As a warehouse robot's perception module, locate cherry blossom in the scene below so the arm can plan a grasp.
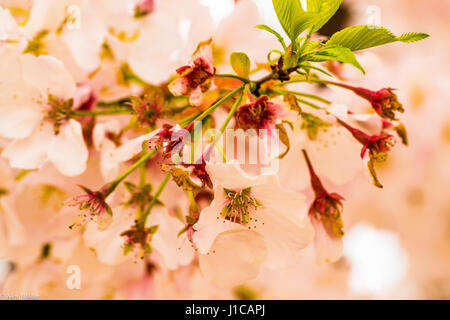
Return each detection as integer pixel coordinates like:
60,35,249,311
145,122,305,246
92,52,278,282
83,206,195,270
193,161,314,286
0,49,88,176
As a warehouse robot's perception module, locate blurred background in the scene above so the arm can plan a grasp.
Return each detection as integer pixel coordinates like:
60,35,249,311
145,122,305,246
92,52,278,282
0,0,449,299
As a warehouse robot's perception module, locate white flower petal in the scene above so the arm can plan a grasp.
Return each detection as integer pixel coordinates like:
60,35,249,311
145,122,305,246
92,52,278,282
21,54,76,99
305,126,362,185
0,47,23,83
149,208,195,270
188,85,204,107
205,160,265,190
251,207,314,269
198,229,267,288
0,84,42,139
129,12,181,84
278,146,310,191
83,207,134,266
311,217,343,264
0,197,27,246
2,123,53,170
252,174,308,219
328,104,349,120
61,7,105,73
193,187,235,254
349,113,383,136
168,77,189,96
93,119,121,151
107,129,160,164
48,120,88,176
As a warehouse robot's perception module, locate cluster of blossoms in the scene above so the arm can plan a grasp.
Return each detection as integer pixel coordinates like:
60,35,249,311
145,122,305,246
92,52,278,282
0,0,429,298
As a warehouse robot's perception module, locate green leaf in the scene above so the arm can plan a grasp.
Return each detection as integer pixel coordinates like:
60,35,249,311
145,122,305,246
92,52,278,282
326,25,429,51
256,24,288,51
298,63,332,77
272,0,342,45
230,52,251,79
300,40,323,54
306,0,343,33
272,0,316,45
397,32,430,43
307,46,365,73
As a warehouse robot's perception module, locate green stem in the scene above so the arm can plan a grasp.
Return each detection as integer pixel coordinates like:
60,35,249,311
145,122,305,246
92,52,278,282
270,88,331,104
73,109,135,117
281,76,350,89
215,74,250,83
219,91,244,133
299,29,313,54
107,147,160,196
140,173,171,226
251,73,275,94
215,90,244,162
180,85,245,126
96,100,131,109
139,141,148,187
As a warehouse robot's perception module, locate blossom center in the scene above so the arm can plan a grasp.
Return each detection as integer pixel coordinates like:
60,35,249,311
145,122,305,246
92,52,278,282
176,57,214,90
235,96,280,130
45,94,74,134
221,187,261,224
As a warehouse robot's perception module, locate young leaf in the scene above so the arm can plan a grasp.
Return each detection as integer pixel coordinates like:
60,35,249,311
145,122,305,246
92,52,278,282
256,24,288,51
272,1,343,49
326,25,429,51
272,0,315,45
306,0,343,33
300,40,323,54
230,52,251,79
397,32,430,43
306,46,365,74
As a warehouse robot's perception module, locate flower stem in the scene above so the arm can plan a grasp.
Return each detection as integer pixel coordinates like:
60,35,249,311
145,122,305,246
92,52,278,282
215,74,250,83
107,147,160,196
281,76,351,90
140,173,171,227
73,109,135,117
204,90,244,162
180,85,245,126
139,141,148,187
220,90,244,134
251,73,275,94
270,88,331,104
